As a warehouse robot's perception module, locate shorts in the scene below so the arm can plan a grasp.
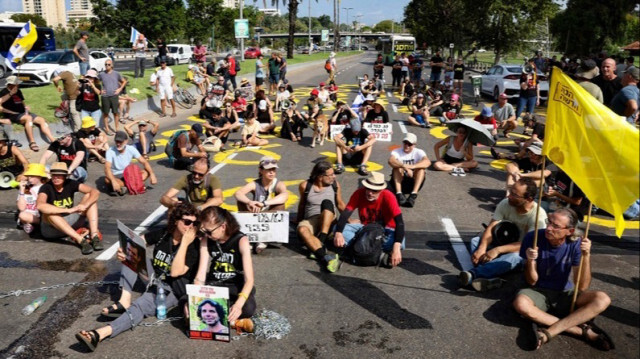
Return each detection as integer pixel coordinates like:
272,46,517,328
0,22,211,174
259,123,272,130
343,151,364,166
297,215,323,235
269,73,279,83
101,96,120,115
255,77,264,86
194,77,204,84
429,71,441,82
517,287,574,317
442,153,464,165
40,213,86,239
158,85,173,100
413,114,425,125
9,112,40,124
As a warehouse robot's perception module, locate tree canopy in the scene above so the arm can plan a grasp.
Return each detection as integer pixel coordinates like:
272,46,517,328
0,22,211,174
10,13,47,27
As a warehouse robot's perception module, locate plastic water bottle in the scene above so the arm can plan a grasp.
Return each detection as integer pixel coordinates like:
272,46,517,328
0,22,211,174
22,296,47,316
156,288,167,320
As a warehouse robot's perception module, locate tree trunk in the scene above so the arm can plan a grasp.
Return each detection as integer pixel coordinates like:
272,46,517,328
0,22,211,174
287,0,298,59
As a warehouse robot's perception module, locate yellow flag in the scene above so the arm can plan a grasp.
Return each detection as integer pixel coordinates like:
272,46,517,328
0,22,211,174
6,21,38,69
543,67,640,237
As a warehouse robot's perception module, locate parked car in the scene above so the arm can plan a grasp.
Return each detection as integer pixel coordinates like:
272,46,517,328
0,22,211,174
480,64,549,101
244,47,262,59
154,44,193,66
13,50,109,85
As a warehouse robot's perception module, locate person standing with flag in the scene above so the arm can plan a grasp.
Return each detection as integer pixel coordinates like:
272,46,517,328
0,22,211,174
4,21,37,72
73,32,90,76
132,33,147,79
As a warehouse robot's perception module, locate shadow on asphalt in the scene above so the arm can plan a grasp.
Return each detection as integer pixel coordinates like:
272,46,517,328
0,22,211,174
308,270,433,330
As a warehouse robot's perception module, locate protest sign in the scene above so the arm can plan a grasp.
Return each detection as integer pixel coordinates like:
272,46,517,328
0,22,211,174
233,211,289,243
186,285,231,342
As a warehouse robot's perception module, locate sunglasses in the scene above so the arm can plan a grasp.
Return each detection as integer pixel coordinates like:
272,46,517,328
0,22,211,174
403,141,414,146
260,159,278,166
106,63,113,66
57,135,70,141
181,218,198,226
191,171,207,178
200,223,223,237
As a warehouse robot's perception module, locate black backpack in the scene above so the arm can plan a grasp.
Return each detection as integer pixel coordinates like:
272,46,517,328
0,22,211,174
347,223,385,266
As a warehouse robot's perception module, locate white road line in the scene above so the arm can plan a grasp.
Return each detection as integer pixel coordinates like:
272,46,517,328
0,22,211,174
386,91,392,98
441,217,473,271
398,120,408,134
392,104,398,113
97,153,237,261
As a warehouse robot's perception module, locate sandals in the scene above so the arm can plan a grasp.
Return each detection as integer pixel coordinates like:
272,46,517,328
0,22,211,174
75,330,100,352
29,142,39,152
98,157,107,164
532,322,552,350
581,320,615,351
101,301,126,318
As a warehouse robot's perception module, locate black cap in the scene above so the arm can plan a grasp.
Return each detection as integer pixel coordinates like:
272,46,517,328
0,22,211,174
114,131,128,143
80,31,89,37
191,123,203,134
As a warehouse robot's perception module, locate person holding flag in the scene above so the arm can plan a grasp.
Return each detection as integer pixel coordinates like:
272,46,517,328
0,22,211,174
131,30,148,79
4,21,37,72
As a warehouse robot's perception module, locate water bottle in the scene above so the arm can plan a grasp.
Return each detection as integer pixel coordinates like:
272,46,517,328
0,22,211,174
156,288,167,320
22,296,47,316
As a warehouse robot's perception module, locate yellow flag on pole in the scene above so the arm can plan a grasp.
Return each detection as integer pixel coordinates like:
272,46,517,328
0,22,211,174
542,67,640,237
5,21,38,69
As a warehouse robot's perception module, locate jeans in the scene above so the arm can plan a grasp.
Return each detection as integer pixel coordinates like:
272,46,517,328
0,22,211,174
134,57,145,78
516,95,536,118
81,109,102,128
79,61,89,75
342,223,405,253
469,236,523,279
429,71,441,84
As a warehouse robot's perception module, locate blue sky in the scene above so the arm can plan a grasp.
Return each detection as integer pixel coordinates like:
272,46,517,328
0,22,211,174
0,0,409,26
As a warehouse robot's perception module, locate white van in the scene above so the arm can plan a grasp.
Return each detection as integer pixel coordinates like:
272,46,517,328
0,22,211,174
161,44,193,65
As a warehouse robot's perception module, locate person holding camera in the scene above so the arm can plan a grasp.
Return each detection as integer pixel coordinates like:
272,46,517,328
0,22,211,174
517,59,541,119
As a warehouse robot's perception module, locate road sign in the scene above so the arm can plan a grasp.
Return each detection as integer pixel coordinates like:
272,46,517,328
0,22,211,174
234,19,249,39
449,43,454,49
321,29,329,42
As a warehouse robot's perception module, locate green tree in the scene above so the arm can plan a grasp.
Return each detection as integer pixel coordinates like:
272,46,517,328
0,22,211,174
404,0,472,55
372,20,393,33
317,14,332,29
10,13,47,27
271,1,317,59
185,0,224,43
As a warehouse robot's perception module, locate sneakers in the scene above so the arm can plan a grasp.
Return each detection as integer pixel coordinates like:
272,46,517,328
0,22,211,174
91,233,104,251
490,147,500,159
406,193,417,208
471,278,505,292
457,167,467,177
357,164,369,176
232,318,254,334
396,193,407,206
23,223,34,234
450,167,461,176
458,271,473,287
254,242,267,254
324,254,341,273
334,163,345,174
80,235,93,255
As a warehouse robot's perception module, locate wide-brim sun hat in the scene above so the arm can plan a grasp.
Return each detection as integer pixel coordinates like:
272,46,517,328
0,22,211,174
23,163,48,178
362,172,387,191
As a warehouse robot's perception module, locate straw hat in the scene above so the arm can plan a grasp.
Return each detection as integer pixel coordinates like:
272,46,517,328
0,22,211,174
49,162,69,176
362,172,387,191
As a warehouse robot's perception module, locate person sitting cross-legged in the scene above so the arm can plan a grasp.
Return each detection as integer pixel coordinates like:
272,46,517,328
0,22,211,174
160,157,223,212
513,208,614,351
432,125,478,175
333,118,376,176
388,133,431,208
104,131,157,196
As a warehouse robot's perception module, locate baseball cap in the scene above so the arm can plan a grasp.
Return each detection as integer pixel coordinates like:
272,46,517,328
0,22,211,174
403,133,418,145
319,82,326,86
191,123,203,134
481,106,493,117
450,93,460,101
138,120,148,126
259,156,278,169
527,143,542,155
624,66,639,81
576,59,599,80
310,89,319,96
114,131,128,143
349,118,361,132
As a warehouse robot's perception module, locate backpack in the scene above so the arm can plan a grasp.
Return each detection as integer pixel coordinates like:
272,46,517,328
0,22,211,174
235,61,241,73
324,59,332,72
123,163,146,195
347,223,385,266
164,130,188,166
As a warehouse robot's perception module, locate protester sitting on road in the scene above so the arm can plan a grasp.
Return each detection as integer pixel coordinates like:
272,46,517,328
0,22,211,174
459,178,547,292
124,119,158,160
76,203,201,352
160,158,223,212
474,106,499,142
0,129,28,182
239,106,268,147
363,100,389,124
222,103,242,132
172,124,208,170
317,82,333,106
328,80,339,103
211,75,227,102
200,92,222,121
104,131,157,196
426,90,444,117
36,162,102,254
435,93,462,125
253,90,271,115
400,77,414,99
256,99,275,134
40,129,88,183
543,168,589,223
362,79,380,100
0,76,56,152
493,114,545,160
305,89,322,122
334,171,406,268
491,93,518,138
77,116,109,164
201,107,233,149
192,206,257,332
280,98,306,142
274,83,291,111
330,101,357,125
388,133,431,208
296,161,345,273
16,163,48,234
406,93,431,128
334,118,376,176
513,208,614,351
432,126,478,175
503,143,552,196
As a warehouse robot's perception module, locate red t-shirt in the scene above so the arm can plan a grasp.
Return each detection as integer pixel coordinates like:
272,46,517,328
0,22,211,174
345,188,401,229
473,115,497,129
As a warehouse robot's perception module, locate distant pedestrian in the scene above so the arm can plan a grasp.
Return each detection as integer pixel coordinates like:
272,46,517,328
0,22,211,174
255,54,265,92
132,34,148,78
73,31,90,76
227,54,238,90
327,52,337,83
156,38,167,64
277,52,287,84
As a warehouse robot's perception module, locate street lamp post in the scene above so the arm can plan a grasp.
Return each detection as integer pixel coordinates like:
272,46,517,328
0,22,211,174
342,7,353,32
354,14,363,51
308,0,312,56
240,0,245,61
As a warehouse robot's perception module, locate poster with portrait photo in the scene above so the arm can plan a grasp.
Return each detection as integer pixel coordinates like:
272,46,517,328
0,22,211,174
186,284,231,342
117,220,153,282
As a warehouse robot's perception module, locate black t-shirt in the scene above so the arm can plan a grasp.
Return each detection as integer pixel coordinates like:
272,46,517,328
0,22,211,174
364,110,389,124
391,60,402,71
332,109,354,124
157,43,168,57
39,179,81,208
47,139,87,169
373,59,384,74
79,83,101,112
206,231,245,285
453,63,465,79
592,75,623,107
341,127,370,146
520,74,538,98
0,88,26,115
144,228,200,284
404,83,415,96
442,102,461,119
206,63,216,76
76,128,101,145
532,123,545,141
431,55,444,73
553,171,589,221
207,116,229,128
257,110,271,124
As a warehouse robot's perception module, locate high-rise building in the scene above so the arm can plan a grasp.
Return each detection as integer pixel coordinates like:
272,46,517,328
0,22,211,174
68,0,95,22
222,0,240,9
21,0,67,28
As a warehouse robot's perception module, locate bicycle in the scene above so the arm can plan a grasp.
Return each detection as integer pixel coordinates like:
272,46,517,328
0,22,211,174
173,84,196,109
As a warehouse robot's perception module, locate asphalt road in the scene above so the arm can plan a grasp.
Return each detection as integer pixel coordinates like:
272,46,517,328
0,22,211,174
0,52,638,359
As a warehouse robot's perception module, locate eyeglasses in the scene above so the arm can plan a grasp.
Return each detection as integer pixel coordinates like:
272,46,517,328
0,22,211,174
57,135,70,141
105,63,113,67
200,223,223,237
260,159,278,166
191,171,207,178
403,141,414,146
545,218,569,230
507,192,525,199
181,218,198,226
365,188,382,193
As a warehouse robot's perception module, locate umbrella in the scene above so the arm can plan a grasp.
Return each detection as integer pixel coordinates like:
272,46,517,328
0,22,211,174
446,118,496,147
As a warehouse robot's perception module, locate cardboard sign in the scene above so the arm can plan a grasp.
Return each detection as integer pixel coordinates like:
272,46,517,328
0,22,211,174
117,220,154,282
363,123,393,142
232,211,289,243
330,124,346,140
186,285,231,342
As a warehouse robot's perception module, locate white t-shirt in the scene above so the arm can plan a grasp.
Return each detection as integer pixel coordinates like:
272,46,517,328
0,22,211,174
156,67,174,88
18,184,42,216
391,147,427,166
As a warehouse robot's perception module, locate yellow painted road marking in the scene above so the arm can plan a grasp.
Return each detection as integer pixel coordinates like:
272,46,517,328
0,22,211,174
320,151,384,173
220,179,304,212
213,144,283,165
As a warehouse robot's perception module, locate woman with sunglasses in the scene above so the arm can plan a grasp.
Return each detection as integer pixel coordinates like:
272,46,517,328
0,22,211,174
75,203,200,352
191,206,256,331
432,125,478,175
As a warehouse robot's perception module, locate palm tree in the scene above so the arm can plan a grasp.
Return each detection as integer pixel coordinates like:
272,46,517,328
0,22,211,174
270,0,316,59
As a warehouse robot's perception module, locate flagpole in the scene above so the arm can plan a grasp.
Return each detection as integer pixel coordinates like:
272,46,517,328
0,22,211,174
531,156,547,249
570,202,593,313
